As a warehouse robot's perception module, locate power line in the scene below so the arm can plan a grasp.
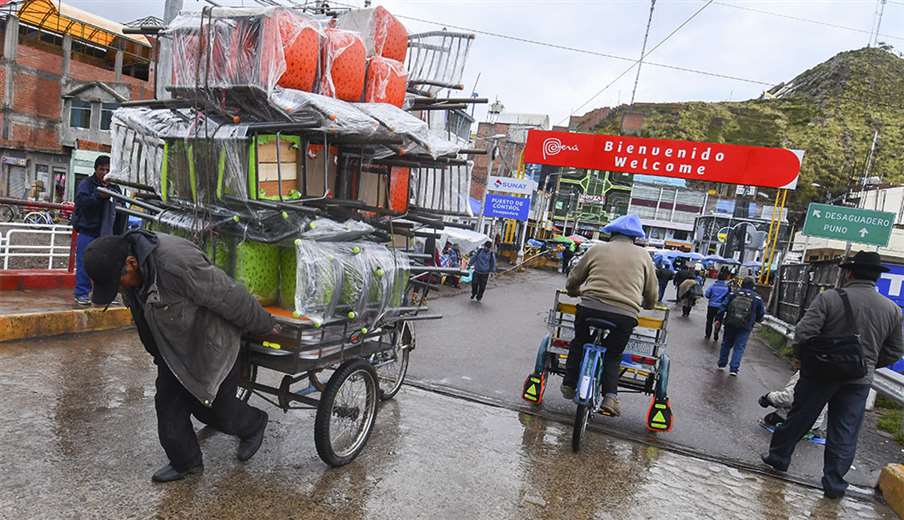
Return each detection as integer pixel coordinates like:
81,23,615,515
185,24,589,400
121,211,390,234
711,1,904,42
629,0,657,106
561,0,715,124
395,14,775,87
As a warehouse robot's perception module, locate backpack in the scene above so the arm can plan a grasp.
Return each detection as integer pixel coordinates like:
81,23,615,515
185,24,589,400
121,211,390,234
724,291,756,328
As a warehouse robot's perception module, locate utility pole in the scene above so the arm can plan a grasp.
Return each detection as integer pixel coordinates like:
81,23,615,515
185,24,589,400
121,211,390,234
157,0,184,100
629,0,656,106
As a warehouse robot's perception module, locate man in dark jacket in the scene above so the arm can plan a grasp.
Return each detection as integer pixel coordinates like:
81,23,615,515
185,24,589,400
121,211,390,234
469,241,496,302
72,156,126,305
84,230,275,483
704,271,732,341
716,277,764,375
762,251,904,498
655,259,674,302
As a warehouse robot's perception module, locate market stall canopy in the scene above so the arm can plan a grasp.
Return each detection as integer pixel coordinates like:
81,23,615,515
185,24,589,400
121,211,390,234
416,227,489,255
567,235,587,244
17,0,151,48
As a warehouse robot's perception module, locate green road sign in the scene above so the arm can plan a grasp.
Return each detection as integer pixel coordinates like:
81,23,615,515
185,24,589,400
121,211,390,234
802,203,895,247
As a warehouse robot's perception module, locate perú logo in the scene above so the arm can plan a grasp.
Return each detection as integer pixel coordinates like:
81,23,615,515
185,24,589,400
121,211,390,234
494,178,504,188
542,137,578,159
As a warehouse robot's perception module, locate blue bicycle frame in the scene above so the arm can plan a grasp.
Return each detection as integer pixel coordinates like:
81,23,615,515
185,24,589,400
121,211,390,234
575,343,607,407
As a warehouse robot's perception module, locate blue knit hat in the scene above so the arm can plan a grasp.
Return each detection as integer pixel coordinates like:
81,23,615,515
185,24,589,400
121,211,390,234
602,214,646,239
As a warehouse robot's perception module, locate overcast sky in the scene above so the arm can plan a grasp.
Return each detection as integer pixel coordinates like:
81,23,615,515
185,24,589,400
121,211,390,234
72,0,904,125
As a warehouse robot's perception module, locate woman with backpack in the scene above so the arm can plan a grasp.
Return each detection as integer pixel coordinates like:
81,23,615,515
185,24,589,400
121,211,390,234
717,277,765,376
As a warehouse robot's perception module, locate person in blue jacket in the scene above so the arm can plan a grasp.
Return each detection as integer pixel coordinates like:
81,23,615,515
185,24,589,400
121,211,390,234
468,241,496,302
704,270,732,341
717,277,765,376
71,155,126,305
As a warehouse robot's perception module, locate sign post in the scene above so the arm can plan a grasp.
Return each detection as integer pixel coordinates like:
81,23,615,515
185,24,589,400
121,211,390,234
801,203,894,247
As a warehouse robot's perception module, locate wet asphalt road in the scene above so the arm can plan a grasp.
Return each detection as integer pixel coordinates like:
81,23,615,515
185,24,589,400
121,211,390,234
0,330,894,519
413,269,904,489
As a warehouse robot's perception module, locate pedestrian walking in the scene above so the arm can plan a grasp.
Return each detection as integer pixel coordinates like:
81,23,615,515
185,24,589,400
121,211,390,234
469,241,496,302
762,251,904,498
677,275,702,317
560,214,658,416
704,271,732,340
561,242,576,275
673,266,694,301
82,231,274,482
655,259,674,302
716,277,764,375
71,155,127,305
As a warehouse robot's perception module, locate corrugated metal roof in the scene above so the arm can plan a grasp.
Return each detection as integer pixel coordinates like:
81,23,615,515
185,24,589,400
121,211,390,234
18,0,151,48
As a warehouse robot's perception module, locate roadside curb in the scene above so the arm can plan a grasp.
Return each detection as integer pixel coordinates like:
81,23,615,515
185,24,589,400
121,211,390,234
879,464,904,517
0,307,132,342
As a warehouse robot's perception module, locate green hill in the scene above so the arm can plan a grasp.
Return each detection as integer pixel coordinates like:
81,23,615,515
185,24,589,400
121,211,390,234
590,47,904,213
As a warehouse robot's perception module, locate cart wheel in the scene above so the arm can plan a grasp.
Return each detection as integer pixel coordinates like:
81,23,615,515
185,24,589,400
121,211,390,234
237,363,257,403
374,321,413,401
314,359,379,467
655,354,671,401
23,212,49,225
572,404,590,452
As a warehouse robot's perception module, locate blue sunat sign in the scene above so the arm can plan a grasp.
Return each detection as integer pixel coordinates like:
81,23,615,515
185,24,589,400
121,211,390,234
877,263,904,309
484,194,530,221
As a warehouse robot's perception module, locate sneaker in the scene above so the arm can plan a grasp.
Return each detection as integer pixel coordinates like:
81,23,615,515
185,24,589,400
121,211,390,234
560,384,575,400
760,453,788,473
763,412,785,428
704,335,710,341
758,394,773,408
729,370,738,377
601,395,621,416
713,334,719,342
74,296,91,306
717,365,726,371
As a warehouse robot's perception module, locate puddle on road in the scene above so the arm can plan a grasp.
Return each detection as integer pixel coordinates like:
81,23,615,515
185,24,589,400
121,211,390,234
0,333,894,520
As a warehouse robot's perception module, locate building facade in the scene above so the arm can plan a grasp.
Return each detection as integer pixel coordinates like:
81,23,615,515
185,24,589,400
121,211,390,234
627,176,706,250
0,1,154,203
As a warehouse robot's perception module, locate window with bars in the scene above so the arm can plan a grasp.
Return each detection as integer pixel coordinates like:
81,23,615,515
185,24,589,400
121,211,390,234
69,100,91,129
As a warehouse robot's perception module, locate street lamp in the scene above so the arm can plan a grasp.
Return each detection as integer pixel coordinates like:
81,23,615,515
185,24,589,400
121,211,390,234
476,134,507,235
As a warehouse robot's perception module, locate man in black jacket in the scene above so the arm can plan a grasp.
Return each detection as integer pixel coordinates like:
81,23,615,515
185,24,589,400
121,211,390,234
84,231,275,482
72,156,126,305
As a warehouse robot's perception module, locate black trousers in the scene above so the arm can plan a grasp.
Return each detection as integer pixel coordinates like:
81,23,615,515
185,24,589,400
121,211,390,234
767,377,870,496
471,273,489,300
705,306,721,338
155,355,264,471
564,306,637,396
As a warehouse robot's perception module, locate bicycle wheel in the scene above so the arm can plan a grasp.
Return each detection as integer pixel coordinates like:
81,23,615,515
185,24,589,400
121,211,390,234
0,205,15,222
23,212,49,225
572,404,590,452
236,361,258,403
374,322,413,401
314,359,379,467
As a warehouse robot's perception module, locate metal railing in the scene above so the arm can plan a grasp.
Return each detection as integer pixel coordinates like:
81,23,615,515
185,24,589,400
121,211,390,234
0,222,74,270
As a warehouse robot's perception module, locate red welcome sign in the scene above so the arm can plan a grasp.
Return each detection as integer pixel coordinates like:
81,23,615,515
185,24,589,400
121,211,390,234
524,130,803,189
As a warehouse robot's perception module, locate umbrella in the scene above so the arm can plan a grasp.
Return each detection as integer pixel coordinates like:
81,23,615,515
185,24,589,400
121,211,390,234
551,235,574,245
677,252,704,261
567,234,587,244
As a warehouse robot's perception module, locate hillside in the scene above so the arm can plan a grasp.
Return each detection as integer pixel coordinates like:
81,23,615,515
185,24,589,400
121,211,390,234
590,47,904,214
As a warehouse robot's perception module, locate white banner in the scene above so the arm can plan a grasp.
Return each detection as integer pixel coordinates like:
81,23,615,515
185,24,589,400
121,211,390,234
487,175,537,195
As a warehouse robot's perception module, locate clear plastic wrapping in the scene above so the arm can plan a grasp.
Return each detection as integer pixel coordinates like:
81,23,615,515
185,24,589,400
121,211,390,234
270,88,381,135
319,28,367,102
335,6,408,61
300,218,375,241
294,240,410,326
356,103,461,158
364,56,407,107
168,7,300,96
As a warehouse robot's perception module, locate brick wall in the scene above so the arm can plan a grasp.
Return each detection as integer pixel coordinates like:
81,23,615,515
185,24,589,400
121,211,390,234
3,34,153,154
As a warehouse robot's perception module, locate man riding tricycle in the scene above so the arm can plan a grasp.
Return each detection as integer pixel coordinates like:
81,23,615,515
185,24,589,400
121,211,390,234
521,215,674,450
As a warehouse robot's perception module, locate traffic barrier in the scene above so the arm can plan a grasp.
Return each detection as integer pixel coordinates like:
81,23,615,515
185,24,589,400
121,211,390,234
0,222,74,270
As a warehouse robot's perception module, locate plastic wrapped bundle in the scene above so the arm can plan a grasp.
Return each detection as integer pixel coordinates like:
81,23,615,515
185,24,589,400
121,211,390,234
356,103,461,159
364,56,407,107
276,11,321,92
168,7,301,96
269,89,381,136
336,6,408,62
295,240,344,325
319,28,366,102
300,218,375,242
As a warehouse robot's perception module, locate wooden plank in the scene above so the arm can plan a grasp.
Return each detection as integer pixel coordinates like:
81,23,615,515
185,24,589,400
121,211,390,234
258,162,298,182
257,141,298,163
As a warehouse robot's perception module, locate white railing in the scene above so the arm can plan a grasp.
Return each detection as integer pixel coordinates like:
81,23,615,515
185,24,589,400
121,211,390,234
0,222,73,270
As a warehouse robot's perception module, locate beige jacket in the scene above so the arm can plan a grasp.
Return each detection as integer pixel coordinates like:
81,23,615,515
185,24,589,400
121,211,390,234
566,235,659,318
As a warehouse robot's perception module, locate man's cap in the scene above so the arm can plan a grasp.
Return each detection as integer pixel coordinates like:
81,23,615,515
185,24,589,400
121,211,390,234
839,251,889,273
83,235,131,305
602,214,646,239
